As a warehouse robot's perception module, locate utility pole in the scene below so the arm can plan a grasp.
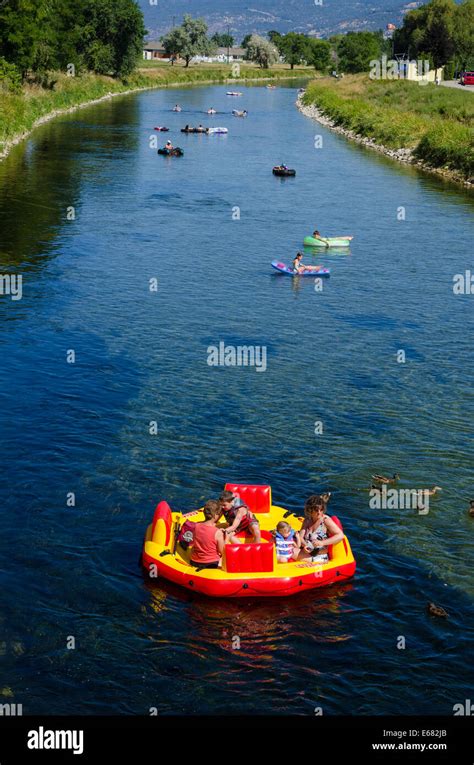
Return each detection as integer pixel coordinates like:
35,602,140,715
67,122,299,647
227,25,231,64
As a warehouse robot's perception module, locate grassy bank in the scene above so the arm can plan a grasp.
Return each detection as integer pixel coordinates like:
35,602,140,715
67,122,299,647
0,65,309,157
302,75,474,181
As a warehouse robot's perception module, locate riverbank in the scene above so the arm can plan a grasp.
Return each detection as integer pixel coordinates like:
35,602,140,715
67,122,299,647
299,76,473,188
0,66,309,162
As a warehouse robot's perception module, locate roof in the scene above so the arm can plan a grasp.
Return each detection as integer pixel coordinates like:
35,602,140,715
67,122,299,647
143,41,165,51
216,47,246,56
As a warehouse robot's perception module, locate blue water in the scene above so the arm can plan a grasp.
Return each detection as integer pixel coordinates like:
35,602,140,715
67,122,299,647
0,82,473,715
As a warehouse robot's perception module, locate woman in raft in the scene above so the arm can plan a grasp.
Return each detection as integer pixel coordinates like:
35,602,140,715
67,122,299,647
190,500,225,570
292,252,325,275
297,494,344,563
218,490,261,543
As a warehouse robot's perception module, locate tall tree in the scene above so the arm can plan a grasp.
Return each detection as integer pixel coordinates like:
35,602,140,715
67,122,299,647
279,33,308,69
337,31,382,73
0,0,53,77
453,0,474,70
162,14,213,67
211,33,234,48
245,35,279,69
306,39,331,73
393,0,457,67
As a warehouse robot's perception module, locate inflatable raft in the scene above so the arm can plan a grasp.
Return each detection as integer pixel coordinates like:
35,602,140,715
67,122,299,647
304,236,353,248
271,260,330,277
142,484,355,597
158,147,183,157
273,166,296,177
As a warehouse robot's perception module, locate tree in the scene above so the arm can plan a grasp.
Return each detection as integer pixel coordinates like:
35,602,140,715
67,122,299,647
268,30,283,47
393,0,457,68
0,57,22,92
279,33,308,69
424,0,456,68
245,35,279,68
241,34,253,49
306,39,331,73
211,33,234,48
0,0,53,77
162,14,213,67
453,0,474,70
74,0,146,77
337,31,383,73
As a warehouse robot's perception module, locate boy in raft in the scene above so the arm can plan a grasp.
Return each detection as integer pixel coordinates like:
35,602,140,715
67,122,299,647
273,521,302,563
190,500,225,570
292,252,324,275
297,495,343,563
312,230,330,246
219,490,261,543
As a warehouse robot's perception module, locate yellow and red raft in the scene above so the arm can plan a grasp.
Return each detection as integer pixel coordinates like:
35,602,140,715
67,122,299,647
142,484,356,597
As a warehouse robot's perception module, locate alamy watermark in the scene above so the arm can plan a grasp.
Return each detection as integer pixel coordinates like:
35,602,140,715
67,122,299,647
0,274,23,300
370,55,431,86
369,485,431,515
453,270,474,294
207,341,267,372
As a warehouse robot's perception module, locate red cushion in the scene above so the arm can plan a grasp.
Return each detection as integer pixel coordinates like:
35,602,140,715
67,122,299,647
224,483,272,514
328,516,344,560
151,501,172,545
224,541,274,573
331,515,343,531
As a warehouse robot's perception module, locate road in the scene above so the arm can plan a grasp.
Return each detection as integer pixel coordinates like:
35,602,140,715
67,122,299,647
440,79,474,92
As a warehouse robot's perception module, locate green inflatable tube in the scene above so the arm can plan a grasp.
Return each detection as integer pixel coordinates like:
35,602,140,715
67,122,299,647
304,236,353,248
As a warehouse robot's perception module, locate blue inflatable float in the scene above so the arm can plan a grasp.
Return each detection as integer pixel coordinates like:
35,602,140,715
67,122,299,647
271,260,331,277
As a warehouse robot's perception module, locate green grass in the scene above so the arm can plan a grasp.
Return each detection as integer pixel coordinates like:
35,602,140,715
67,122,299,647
302,75,474,180
0,65,309,154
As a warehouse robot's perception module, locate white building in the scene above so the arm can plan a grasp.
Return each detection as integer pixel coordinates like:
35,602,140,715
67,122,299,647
192,47,246,64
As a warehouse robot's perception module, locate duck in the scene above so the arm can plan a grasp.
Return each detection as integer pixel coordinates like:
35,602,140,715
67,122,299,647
427,602,448,618
371,473,400,484
412,486,442,498
468,500,474,517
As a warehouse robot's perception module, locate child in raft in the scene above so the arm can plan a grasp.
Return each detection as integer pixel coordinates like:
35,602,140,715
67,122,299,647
273,521,301,563
218,490,261,543
292,252,325,275
297,495,344,563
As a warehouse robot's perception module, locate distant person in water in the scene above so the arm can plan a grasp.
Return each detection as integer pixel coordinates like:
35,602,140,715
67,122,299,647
173,104,182,112
312,230,329,246
292,252,324,274
165,140,174,152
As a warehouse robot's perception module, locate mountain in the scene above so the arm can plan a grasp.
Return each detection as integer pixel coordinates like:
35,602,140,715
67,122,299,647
139,0,423,41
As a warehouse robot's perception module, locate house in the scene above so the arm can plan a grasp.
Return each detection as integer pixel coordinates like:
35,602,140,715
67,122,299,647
143,42,169,60
192,47,246,64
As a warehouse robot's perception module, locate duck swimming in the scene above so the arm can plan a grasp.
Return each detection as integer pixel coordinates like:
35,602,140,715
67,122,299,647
427,602,448,618
372,473,400,484
468,500,474,517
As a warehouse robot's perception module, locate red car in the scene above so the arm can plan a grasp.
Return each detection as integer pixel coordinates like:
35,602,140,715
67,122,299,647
461,71,474,85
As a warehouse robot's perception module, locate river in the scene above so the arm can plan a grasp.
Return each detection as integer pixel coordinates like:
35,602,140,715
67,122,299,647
0,81,473,715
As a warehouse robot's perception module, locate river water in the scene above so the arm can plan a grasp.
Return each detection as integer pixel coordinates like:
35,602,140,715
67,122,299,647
0,82,473,715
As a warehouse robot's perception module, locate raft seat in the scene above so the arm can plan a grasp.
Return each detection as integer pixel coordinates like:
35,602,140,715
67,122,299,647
224,539,274,573
224,483,272,514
